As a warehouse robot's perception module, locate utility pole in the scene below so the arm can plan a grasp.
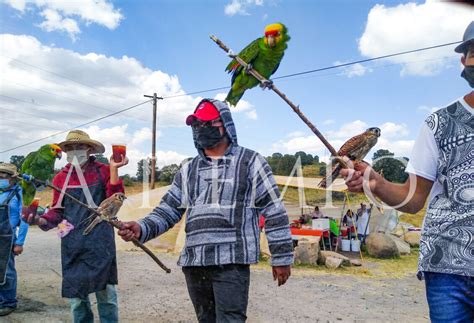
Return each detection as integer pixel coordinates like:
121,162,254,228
144,92,163,189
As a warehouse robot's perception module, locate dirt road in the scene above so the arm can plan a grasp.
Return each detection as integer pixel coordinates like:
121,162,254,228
3,226,429,323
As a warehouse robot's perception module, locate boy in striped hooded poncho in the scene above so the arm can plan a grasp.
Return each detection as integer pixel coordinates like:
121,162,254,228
119,99,293,322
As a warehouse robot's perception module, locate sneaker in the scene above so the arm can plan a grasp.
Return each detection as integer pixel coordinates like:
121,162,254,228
0,307,16,316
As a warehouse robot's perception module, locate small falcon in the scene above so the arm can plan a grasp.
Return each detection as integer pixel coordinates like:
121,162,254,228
83,192,127,235
319,127,381,188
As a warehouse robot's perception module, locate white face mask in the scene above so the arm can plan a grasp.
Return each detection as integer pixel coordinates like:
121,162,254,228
67,149,89,166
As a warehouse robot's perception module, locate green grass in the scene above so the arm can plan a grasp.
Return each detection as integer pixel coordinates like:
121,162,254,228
399,207,426,228
279,185,369,206
258,244,419,278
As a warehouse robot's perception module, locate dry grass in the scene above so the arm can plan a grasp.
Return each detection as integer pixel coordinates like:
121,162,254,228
279,185,369,206
30,181,168,207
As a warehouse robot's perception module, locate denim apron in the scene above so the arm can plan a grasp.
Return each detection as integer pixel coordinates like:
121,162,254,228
0,188,19,285
60,166,117,298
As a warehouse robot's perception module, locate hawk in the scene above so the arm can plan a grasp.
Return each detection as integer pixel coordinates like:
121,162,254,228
319,127,381,188
83,192,127,235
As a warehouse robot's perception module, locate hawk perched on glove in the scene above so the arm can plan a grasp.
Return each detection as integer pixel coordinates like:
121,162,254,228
319,127,381,188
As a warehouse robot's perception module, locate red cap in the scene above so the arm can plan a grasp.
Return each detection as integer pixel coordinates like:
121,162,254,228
186,101,220,126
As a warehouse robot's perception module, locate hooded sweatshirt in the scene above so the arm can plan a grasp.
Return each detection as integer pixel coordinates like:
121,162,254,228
138,99,294,267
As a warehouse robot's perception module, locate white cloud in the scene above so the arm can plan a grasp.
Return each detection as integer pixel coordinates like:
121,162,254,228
224,0,264,16
322,119,335,125
359,1,472,76
214,92,258,120
3,0,123,39
270,120,414,163
0,33,206,172
3,0,25,11
379,122,409,138
326,120,368,139
51,124,188,175
334,61,372,78
38,8,80,41
287,131,306,138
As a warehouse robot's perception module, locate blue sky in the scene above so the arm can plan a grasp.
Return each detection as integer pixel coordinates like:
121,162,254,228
0,0,472,175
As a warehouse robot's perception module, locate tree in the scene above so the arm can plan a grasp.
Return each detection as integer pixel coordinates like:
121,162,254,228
372,149,409,183
319,165,327,177
136,159,160,182
158,164,180,184
9,155,25,171
295,151,313,166
272,152,283,159
276,155,297,175
95,154,109,165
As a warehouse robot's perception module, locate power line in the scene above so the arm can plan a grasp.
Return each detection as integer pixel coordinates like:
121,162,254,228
1,40,462,154
0,94,92,120
273,41,461,80
0,117,65,131
0,81,151,123
0,99,152,153
2,55,127,100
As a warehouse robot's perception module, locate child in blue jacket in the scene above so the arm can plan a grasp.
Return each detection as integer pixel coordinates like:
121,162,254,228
0,163,28,316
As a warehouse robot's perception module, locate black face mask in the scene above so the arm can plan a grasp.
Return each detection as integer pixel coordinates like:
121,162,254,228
461,65,474,88
193,127,225,149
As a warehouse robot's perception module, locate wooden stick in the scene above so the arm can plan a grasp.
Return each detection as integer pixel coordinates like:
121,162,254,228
25,175,171,273
210,35,342,159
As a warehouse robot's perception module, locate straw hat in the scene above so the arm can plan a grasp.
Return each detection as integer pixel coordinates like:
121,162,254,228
58,130,105,154
0,163,19,178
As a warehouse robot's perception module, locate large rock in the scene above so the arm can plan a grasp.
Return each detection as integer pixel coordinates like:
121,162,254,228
404,231,421,247
391,222,415,237
389,235,411,255
325,256,343,269
318,251,351,267
294,240,319,265
366,233,400,258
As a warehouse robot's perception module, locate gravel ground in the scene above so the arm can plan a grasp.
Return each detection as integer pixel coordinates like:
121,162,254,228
1,227,430,323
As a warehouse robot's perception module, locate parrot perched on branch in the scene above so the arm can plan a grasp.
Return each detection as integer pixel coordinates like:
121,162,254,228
225,22,290,106
21,143,62,206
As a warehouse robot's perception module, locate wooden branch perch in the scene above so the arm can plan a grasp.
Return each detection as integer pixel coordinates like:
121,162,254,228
210,34,344,164
25,175,171,273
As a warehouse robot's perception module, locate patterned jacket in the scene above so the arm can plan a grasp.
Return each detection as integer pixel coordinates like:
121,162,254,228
419,100,473,277
138,99,294,267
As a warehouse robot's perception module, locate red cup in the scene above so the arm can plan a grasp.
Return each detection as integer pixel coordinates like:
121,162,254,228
112,144,126,163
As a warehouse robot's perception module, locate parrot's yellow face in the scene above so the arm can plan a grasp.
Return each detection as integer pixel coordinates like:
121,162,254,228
50,144,63,159
264,23,285,48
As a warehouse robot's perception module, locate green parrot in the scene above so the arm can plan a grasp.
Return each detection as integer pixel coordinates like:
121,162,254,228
21,143,62,206
225,23,290,106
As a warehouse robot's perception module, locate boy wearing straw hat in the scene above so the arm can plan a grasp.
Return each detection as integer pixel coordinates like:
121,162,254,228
25,130,128,323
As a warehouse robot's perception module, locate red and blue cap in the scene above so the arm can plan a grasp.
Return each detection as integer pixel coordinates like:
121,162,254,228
186,100,220,126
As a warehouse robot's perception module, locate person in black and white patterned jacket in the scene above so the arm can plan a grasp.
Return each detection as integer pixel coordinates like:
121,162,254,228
341,21,474,322
119,99,293,323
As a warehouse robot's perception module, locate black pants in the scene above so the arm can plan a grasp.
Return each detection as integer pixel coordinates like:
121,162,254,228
182,264,250,323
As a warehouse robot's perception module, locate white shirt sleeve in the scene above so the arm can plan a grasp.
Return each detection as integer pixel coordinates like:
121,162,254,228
405,122,439,181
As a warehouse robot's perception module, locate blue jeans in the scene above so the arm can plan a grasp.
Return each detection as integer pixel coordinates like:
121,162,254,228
69,284,118,323
0,252,17,309
424,272,474,323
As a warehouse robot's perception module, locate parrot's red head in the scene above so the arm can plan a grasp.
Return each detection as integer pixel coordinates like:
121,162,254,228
263,23,289,48
50,144,62,159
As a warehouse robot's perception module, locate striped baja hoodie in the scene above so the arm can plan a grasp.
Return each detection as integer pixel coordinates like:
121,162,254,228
138,99,294,267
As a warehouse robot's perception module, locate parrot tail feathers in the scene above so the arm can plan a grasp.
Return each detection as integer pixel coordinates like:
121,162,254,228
225,90,244,107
